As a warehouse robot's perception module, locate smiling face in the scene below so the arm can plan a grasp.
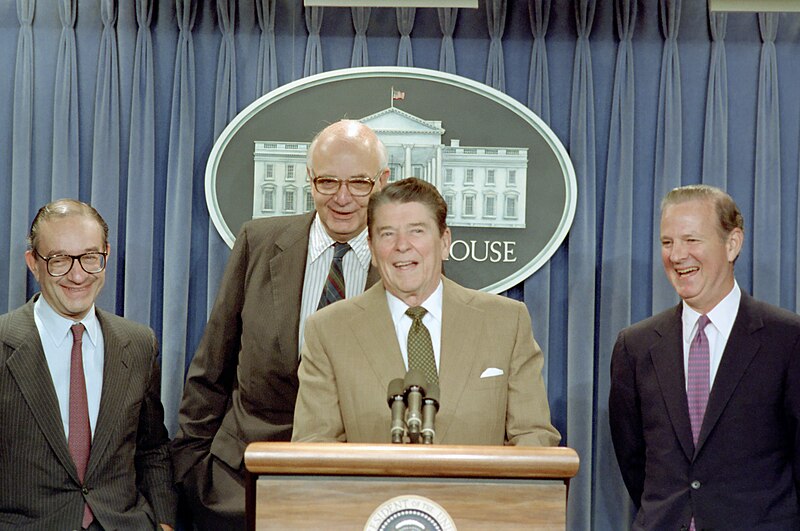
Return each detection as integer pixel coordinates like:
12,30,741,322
369,201,451,307
25,215,109,321
660,198,743,314
308,121,389,243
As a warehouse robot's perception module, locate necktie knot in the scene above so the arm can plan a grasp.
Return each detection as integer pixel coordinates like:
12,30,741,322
71,323,85,342
406,306,428,321
696,315,711,333
333,242,351,260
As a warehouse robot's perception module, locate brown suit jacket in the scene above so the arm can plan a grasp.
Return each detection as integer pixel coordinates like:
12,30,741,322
0,295,176,530
292,277,560,446
171,214,380,525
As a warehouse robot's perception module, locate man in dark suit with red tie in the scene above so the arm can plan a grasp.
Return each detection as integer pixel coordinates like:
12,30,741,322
609,185,800,530
0,199,176,530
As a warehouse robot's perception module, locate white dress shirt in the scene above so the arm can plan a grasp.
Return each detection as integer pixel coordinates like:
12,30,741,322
298,214,372,352
681,280,741,390
33,296,105,439
386,280,444,372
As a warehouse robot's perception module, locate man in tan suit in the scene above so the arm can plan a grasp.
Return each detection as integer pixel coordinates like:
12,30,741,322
293,178,560,446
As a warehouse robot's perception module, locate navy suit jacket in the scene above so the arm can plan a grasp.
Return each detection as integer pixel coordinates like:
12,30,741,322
610,293,800,530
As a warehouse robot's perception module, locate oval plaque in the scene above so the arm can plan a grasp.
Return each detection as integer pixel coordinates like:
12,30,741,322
206,67,576,293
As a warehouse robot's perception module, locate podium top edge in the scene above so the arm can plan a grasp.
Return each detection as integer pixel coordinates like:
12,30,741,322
244,442,579,479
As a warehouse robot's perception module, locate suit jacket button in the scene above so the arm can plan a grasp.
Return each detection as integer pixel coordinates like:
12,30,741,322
81,486,89,495
690,480,701,490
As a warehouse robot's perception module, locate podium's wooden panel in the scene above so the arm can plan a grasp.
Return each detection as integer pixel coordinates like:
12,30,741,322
245,443,579,530
255,476,566,530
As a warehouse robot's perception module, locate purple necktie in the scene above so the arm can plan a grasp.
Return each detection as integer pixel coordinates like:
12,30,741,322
687,315,711,445
69,323,94,528
687,315,710,531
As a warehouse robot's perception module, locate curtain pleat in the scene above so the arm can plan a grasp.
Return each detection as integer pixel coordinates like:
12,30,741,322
752,13,781,306
596,0,637,528
485,0,506,91
702,12,728,188
90,0,121,313
527,0,550,124
650,0,682,314
351,7,370,68
523,0,551,392
207,0,236,317
8,0,35,312
123,0,155,325
396,8,415,67
51,0,79,201
256,0,278,95
161,0,196,435
437,8,457,74
565,1,596,529
303,6,323,77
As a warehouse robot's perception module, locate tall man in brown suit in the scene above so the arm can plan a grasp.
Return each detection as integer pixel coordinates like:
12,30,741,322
172,120,389,529
0,199,176,530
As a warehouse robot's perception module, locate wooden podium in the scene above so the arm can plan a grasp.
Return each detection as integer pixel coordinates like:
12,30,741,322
244,442,579,530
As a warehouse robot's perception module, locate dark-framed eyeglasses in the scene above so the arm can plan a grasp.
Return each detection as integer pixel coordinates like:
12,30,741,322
33,249,108,277
311,171,381,197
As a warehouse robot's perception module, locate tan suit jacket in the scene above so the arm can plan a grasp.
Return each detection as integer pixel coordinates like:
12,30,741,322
0,295,176,530
293,277,560,446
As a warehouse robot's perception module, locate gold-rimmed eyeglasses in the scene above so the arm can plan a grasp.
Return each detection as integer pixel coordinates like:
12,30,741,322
33,249,108,277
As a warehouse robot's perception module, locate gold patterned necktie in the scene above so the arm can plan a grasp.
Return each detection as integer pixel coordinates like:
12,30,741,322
405,306,438,385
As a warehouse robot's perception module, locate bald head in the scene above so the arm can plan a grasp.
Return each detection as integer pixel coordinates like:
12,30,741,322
307,120,388,170
306,120,390,242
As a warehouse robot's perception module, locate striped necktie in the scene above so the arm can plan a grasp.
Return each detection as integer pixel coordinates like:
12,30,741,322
317,242,351,309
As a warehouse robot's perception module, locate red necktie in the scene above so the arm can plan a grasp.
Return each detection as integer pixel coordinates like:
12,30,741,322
69,323,94,528
687,315,710,531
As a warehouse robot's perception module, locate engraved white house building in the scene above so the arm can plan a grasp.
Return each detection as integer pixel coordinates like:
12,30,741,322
252,107,528,229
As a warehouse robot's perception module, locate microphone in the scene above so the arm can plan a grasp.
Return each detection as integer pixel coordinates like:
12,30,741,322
404,369,427,444
421,382,440,445
387,378,407,444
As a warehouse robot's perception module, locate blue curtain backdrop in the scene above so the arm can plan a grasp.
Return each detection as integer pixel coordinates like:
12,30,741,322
2,1,799,529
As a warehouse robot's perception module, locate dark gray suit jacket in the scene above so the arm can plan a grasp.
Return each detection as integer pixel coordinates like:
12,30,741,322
171,213,380,523
609,293,800,530
0,295,176,530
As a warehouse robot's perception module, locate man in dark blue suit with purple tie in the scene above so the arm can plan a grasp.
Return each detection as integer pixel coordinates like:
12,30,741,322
609,185,800,530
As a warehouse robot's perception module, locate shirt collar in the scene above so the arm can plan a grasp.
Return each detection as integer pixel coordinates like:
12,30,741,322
34,295,100,348
386,279,444,323
308,214,371,269
681,280,741,342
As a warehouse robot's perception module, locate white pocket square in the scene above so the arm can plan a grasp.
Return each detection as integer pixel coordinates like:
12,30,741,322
480,367,504,378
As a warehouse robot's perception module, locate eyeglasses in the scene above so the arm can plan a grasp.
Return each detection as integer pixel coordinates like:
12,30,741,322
311,171,381,197
33,249,108,277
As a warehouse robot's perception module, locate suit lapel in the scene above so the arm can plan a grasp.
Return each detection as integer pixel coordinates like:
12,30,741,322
349,283,406,385
5,298,80,483
85,310,132,481
271,214,314,364
695,295,761,454
435,278,484,444
649,305,696,460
